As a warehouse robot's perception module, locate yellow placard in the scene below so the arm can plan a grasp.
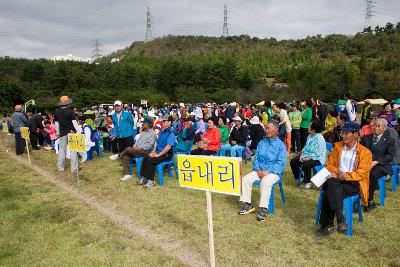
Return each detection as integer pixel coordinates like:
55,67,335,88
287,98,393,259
2,123,8,133
20,127,29,140
75,134,86,153
68,134,77,151
177,155,241,196
68,133,86,152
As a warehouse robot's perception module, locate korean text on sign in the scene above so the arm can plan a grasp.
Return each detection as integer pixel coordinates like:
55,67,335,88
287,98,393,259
68,133,86,152
177,155,241,196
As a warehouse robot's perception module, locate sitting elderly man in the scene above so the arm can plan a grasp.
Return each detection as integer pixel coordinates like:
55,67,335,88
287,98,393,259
317,122,372,236
120,117,157,181
361,118,395,211
238,121,287,221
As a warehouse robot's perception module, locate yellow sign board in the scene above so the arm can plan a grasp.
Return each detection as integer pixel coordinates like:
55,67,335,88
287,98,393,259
2,123,8,133
177,155,241,196
20,127,29,140
68,133,85,152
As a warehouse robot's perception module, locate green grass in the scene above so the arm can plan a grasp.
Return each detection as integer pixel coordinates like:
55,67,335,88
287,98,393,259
1,133,400,266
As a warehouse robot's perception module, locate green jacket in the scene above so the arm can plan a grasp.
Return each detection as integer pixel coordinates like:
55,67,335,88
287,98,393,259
218,125,230,144
300,108,312,128
289,111,302,129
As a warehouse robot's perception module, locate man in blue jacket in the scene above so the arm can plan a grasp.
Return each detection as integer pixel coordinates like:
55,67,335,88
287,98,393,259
238,120,287,221
110,100,135,160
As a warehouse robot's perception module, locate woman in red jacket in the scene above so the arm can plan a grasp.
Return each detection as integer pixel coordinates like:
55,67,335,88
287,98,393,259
191,117,222,155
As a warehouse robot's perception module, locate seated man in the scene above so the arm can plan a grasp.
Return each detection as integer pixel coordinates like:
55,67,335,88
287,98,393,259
238,121,287,221
317,122,372,236
138,116,176,188
220,115,249,157
290,120,326,189
120,117,157,181
360,118,395,211
191,117,221,155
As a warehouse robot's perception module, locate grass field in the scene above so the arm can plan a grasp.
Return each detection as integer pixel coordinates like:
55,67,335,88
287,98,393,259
1,133,400,266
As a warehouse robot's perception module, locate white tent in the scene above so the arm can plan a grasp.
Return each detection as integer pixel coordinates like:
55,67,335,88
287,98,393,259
357,98,388,105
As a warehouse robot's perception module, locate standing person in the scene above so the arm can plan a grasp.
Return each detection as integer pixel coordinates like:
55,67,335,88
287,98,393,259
317,100,329,125
248,116,265,151
12,105,28,155
360,100,372,127
110,100,135,160
26,107,43,150
43,120,57,149
54,96,80,173
289,103,302,153
300,99,313,149
138,116,176,188
238,121,287,221
273,103,292,153
345,96,356,122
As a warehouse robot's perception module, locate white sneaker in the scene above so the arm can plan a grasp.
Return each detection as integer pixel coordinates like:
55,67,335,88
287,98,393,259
304,183,312,189
121,175,132,181
81,158,87,163
109,154,119,160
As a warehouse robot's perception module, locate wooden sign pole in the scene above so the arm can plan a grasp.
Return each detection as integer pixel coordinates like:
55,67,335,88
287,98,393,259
25,139,31,166
206,191,216,267
76,160,80,194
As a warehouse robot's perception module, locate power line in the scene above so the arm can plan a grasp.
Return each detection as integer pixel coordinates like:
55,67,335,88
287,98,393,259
145,6,153,42
223,4,229,37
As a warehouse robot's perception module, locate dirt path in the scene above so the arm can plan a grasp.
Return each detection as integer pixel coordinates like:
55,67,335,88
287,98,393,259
1,146,208,267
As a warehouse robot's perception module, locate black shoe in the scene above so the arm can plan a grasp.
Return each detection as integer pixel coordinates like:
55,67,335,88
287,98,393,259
316,224,334,236
238,203,255,215
364,201,376,212
337,222,349,234
256,208,268,221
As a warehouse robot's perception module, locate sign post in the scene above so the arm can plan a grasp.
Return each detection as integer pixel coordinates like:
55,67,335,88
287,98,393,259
68,133,86,194
20,127,31,166
177,155,242,267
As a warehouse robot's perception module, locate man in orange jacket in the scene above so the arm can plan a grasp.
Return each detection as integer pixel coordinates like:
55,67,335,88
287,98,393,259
316,122,372,236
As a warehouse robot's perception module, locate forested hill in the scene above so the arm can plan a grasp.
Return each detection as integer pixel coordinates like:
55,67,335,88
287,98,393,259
1,23,400,112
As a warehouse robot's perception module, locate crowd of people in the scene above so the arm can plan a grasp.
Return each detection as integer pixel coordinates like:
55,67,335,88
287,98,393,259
2,95,400,236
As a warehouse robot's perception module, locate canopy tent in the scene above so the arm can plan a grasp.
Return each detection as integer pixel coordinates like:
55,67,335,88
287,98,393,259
357,98,388,105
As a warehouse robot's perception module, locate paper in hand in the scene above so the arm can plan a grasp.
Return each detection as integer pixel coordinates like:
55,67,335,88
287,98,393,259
311,167,331,188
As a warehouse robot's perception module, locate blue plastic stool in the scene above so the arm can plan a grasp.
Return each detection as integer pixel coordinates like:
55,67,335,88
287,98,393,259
253,176,286,215
156,157,178,186
129,157,143,179
233,146,247,164
391,164,399,192
315,191,363,237
378,176,387,206
325,142,333,152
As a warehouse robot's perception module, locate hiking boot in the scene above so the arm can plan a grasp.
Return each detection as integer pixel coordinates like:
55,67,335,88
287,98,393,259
256,207,268,221
143,180,156,188
121,175,132,181
364,201,376,212
316,224,334,236
238,203,255,215
109,154,119,160
137,177,147,185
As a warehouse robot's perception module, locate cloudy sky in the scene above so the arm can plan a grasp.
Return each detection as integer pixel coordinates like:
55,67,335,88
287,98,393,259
0,0,398,59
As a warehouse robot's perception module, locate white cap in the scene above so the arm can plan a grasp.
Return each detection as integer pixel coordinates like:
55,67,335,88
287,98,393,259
147,111,157,118
114,100,122,106
232,115,242,122
108,106,114,109
250,116,260,125
189,112,195,116
179,103,185,108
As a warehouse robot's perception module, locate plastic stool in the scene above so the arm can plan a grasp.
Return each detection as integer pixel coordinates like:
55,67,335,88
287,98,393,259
378,176,387,206
391,164,399,192
253,176,286,215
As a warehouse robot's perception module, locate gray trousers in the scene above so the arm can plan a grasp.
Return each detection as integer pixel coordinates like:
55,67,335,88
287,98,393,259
57,135,78,172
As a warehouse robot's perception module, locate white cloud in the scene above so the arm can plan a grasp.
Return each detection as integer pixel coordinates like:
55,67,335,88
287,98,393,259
0,0,398,58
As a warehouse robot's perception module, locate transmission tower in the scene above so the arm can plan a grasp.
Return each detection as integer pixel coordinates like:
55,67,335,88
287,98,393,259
223,4,229,37
364,0,375,28
91,39,103,60
146,6,153,42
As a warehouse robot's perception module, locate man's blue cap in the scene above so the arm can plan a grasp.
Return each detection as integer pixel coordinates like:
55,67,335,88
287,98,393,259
342,121,360,132
143,117,153,126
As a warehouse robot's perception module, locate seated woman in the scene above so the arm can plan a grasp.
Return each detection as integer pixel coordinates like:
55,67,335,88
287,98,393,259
175,117,196,153
191,117,221,155
290,120,326,189
218,117,230,145
220,115,249,157
316,122,372,236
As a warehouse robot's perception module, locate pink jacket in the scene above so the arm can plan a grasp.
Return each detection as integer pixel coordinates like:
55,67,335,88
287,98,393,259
44,124,57,140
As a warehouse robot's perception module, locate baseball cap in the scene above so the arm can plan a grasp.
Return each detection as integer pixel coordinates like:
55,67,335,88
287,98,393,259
342,122,360,133
232,115,242,122
142,117,153,126
114,100,122,106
